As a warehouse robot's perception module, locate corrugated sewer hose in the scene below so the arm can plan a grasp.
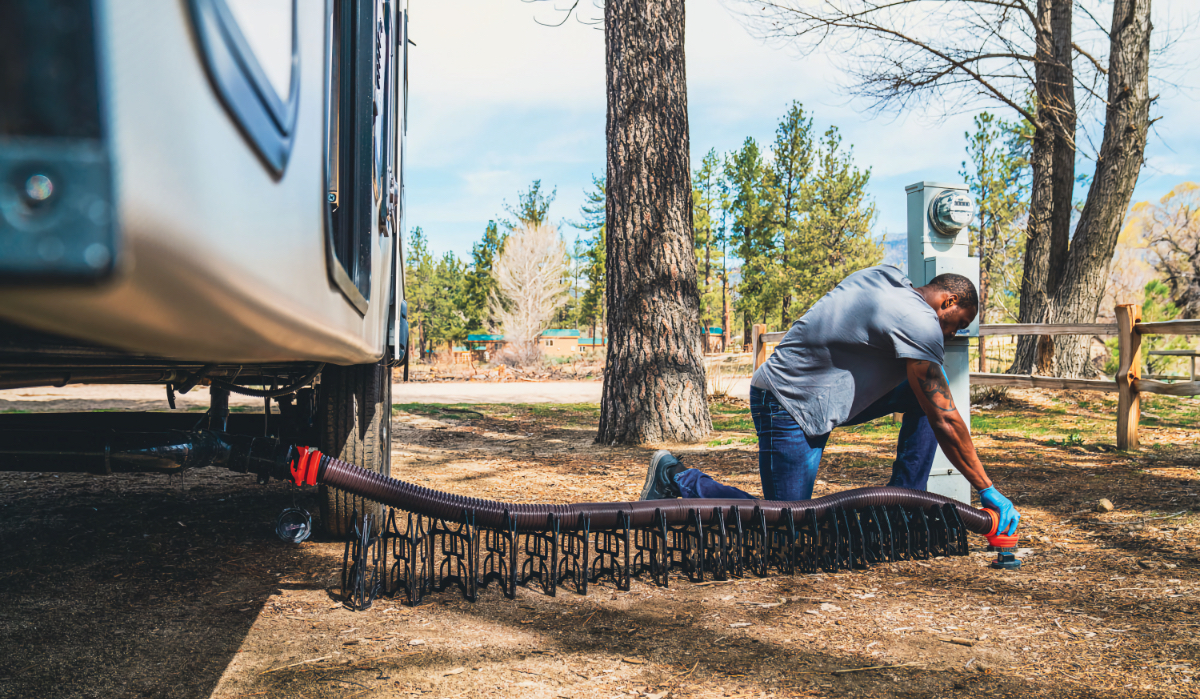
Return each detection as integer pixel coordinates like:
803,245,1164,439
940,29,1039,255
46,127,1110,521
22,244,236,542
279,446,1026,607
289,447,1014,547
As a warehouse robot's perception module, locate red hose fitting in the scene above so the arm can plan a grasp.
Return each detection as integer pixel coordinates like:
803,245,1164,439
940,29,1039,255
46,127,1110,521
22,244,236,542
983,507,1021,570
290,446,322,487
983,508,1018,549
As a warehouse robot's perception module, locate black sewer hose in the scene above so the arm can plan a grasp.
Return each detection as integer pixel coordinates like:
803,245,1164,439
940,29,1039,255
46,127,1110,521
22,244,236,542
308,450,996,535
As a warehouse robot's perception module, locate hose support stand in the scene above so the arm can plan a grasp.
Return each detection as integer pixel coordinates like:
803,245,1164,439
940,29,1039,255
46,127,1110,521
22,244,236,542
283,449,1005,610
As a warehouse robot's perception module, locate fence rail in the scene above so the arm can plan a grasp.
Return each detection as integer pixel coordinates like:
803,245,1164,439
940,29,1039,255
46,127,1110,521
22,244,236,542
748,304,1197,450
979,323,1116,336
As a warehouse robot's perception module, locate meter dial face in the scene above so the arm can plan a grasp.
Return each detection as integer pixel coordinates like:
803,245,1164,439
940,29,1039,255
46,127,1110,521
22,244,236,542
929,190,975,236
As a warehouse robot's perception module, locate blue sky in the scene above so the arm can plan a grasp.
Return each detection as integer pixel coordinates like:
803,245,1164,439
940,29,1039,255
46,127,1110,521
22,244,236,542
405,0,1200,259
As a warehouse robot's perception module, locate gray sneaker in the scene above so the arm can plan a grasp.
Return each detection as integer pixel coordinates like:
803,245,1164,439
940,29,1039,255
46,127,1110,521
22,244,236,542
639,449,685,500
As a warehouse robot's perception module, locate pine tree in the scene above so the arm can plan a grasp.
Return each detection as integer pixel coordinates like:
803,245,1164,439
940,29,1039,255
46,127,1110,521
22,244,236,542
789,127,881,313
693,149,725,331
725,138,776,344
462,221,505,334
574,176,607,341
766,102,815,326
405,226,468,358
960,111,1028,372
427,252,468,350
598,0,710,444
405,227,434,359
503,180,556,231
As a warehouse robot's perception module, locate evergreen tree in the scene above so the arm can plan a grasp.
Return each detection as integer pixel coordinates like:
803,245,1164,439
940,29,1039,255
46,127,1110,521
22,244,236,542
427,252,468,349
766,102,815,326
693,149,725,330
574,176,607,340
462,221,505,334
725,138,776,343
502,180,556,230
789,127,881,313
960,111,1028,371
405,226,468,358
405,227,435,358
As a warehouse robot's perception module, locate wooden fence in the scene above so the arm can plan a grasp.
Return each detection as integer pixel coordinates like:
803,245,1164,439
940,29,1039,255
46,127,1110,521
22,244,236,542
750,304,1200,450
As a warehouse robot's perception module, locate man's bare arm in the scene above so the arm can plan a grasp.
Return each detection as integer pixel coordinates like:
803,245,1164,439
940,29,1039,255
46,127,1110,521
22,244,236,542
906,359,993,491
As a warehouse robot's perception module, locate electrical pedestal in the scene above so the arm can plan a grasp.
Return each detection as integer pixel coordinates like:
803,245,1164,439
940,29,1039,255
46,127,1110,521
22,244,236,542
905,182,980,506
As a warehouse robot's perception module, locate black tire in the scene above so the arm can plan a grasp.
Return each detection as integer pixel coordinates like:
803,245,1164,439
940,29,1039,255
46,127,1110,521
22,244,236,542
317,360,392,537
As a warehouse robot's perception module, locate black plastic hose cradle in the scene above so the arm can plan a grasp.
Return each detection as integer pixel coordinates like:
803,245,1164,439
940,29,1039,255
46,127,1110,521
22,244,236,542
290,448,994,609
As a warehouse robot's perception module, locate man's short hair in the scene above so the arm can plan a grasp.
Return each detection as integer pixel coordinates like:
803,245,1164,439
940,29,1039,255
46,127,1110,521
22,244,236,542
927,273,978,309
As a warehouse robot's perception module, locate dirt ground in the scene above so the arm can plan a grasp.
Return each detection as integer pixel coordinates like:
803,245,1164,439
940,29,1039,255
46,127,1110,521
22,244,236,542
1,387,1199,698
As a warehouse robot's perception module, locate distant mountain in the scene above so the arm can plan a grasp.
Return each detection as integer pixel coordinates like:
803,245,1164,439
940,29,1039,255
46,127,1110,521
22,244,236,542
882,236,905,268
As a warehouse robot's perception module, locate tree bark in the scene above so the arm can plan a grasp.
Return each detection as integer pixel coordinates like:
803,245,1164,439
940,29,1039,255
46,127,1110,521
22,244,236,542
598,0,712,445
1011,0,1074,375
1046,0,1152,377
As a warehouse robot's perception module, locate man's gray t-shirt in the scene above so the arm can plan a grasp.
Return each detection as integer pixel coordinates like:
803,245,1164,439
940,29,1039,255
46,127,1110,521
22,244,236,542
751,265,944,436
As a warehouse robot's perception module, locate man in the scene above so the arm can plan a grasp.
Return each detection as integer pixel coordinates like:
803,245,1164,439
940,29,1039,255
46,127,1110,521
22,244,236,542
640,265,1020,536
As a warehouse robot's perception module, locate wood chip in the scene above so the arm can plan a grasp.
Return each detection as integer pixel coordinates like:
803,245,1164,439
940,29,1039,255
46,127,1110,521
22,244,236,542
938,636,977,647
259,655,334,674
444,667,465,676
622,657,646,664
832,662,923,675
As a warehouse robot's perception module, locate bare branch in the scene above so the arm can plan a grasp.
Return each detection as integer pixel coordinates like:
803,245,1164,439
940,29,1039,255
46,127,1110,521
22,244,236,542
730,0,1040,124
1074,1,1111,40
521,0,601,28
1072,41,1107,75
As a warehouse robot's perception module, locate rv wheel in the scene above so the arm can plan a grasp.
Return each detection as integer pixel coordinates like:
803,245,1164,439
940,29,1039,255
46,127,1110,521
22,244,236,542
317,360,392,537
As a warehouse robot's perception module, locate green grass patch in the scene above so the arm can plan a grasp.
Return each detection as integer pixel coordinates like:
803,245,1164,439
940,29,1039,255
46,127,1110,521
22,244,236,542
708,435,757,446
1047,431,1086,447
842,419,902,435
712,415,754,432
529,403,601,418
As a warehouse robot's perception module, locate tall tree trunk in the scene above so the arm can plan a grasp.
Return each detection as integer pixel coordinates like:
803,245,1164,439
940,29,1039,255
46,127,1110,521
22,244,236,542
781,249,791,328
1011,0,1074,375
722,270,730,351
978,263,990,373
704,239,712,325
1046,0,1152,377
598,0,711,445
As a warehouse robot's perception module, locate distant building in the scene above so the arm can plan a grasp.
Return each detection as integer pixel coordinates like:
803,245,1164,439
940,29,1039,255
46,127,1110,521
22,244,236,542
702,326,725,354
577,336,607,353
450,345,473,364
539,329,580,357
466,334,506,362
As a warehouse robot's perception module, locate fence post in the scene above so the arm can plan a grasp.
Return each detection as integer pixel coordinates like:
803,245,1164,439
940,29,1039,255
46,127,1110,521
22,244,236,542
1116,304,1143,450
752,324,767,370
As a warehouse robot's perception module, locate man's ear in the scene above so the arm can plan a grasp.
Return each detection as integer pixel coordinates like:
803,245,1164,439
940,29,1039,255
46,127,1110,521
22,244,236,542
942,293,960,310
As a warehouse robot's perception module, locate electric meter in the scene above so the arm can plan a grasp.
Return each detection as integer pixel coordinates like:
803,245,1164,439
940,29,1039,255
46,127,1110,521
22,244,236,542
929,190,974,236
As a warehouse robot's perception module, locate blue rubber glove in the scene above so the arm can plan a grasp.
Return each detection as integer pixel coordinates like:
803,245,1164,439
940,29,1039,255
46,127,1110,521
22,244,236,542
979,486,1020,536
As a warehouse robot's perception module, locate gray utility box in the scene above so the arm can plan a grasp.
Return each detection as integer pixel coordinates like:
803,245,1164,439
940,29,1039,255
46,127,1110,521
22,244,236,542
905,182,979,505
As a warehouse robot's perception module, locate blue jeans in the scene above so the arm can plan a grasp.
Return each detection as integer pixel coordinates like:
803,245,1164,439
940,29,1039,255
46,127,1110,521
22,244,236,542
675,384,939,501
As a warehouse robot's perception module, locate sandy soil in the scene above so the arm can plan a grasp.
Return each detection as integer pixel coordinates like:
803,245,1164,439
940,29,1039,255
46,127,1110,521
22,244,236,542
0,387,1198,698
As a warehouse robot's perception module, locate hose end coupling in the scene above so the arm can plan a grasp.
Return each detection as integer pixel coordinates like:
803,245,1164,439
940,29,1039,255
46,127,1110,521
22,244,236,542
983,508,1022,570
